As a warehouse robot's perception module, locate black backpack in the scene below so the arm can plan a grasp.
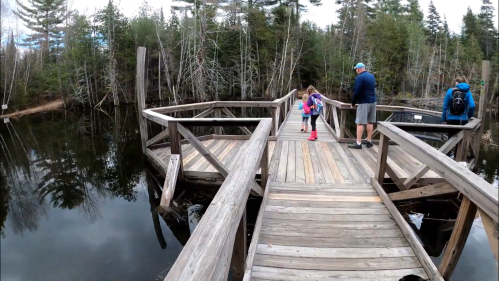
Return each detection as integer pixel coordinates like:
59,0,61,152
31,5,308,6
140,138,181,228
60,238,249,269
450,88,466,115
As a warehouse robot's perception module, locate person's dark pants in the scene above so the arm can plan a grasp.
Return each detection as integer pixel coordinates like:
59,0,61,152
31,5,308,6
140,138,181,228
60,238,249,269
311,114,319,131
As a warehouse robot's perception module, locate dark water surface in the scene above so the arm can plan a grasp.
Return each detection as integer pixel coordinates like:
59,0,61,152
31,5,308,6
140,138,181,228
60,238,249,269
1,106,498,281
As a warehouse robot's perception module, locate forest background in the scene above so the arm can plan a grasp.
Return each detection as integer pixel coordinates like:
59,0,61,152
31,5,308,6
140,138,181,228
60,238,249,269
0,0,498,112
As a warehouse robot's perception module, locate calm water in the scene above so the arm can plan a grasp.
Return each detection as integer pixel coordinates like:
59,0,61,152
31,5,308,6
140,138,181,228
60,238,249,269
0,106,498,280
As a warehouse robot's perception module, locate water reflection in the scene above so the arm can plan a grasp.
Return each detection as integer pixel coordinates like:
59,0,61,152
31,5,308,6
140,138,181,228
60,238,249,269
0,107,213,281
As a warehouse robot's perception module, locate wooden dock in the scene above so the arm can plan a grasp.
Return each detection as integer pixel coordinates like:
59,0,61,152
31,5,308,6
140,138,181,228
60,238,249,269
135,48,497,281
244,100,437,280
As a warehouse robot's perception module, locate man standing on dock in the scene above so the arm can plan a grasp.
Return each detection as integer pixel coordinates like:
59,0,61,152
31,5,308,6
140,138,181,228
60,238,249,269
348,62,377,149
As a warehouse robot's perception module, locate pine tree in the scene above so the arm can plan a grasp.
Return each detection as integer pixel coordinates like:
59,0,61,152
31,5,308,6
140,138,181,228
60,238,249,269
404,0,424,25
425,0,441,44
478,0,497,59
13,0,70,52
376,0,401,16
462,7,479,43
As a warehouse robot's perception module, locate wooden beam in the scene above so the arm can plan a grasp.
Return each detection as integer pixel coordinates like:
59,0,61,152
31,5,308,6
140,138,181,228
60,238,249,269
176,123,263,197
164,119,271,280
136,47,148,153
146,148,169,175
150,101,216,113
339,109,346,138
389,122,473,133
332,107,341,137
146,129,169,147
371,178,444,281
344,127,355,139
221,107,252,135
403,130,464,189
389,182,457,201
168,122,184,180
214,108,222,135
478,209,498,264
230,209,247,281
438,197,477,279
455,130,471,162
260,141,269,188
375,134,390,186
377,122,498,221
194,107,214,118
159,154,180,210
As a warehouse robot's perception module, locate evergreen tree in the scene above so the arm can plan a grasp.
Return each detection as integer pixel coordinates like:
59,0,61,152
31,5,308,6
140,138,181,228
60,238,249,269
462,7,479,43
376,0,402,16
13,0,70,52
404,0,424,25
478,0,497,59
425,0,441,44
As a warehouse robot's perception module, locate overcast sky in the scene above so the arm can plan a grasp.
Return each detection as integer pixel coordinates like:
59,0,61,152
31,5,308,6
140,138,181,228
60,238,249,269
6,0,499,35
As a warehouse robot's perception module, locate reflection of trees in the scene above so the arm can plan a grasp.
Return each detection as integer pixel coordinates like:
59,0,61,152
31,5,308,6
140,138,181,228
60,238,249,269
0,170,10,238
0,106,144,234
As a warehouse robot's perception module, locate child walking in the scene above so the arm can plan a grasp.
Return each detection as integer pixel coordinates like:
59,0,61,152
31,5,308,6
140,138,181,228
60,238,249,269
298,93,310,133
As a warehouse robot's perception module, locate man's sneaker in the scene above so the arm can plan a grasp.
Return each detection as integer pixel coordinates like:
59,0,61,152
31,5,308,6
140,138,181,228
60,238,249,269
366,141,374,148
348,142,362,149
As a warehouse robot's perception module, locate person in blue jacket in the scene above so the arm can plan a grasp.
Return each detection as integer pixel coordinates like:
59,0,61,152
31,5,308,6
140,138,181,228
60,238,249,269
441,76,475,125
298,93,310,133
348,62,377,149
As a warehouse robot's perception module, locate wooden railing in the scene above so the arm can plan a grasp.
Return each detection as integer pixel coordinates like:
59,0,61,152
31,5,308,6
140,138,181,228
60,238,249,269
161,119,272,280
375,121,498,280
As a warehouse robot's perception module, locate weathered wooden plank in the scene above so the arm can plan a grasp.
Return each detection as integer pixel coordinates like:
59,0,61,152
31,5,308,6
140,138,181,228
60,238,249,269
375,134,390,186
159,155,181,210
270,182,371,188
285,141,296,182
327,143,356,183
193,107,214,118
263,211,392,222
371,178,444,281
332,106,341,136
136,47,148,153
478,209,499,263
438,197,477,279
270,186,375,193
164,120,272,280
321,142,345,183
188,140,225,171
168,122,184,180
294,141,306,183
205,140,237,172
251,266,428,280
255,244,415,259
184,139,219,170
270,189,378,197
268,193,382,202
331,142,365,184
253,255,421,271
308,141,325,183
260,227,404,239
302,141,315,183
276,141,289,182
377,122,498,221
261,218,398,229
260,141,269,188
182,140,213,165
388,182,457,201
264,205,389,215
314,142,335,183
259,234,409,248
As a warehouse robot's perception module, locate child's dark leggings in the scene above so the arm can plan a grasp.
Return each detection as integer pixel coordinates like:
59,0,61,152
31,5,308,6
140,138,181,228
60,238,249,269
311,114,319,131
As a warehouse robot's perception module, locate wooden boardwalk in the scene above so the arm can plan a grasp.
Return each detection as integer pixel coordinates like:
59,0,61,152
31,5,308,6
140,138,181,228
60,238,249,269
245,100,432,280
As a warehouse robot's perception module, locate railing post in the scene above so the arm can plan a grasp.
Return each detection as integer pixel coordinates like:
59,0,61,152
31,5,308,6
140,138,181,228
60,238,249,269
168,121,184,181
260,140,269,188
455,129,471,162
271,107,277,136
473,60,490,165
214,108,222,135
136,47,148,153
230,208,247,281
340,109,346,139
375,133,390,186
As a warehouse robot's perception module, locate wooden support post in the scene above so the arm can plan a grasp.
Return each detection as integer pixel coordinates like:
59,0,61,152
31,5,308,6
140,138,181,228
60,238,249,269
333,107,341,136
473,60,491,164
438,197,477,280
375,134,390,185
159,154,181,210
214,108,222,135
136,47,148,153
271,107,277,136
194,108,214,118
260,141,269,188
455,130,471,162
230,208,247,281
340,109,346,139
168,121,184,180
478,209,499,265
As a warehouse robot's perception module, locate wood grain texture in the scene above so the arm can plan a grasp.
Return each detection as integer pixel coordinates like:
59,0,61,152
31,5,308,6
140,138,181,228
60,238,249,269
159,154,180,209
388,182,457,201
255,244,415,258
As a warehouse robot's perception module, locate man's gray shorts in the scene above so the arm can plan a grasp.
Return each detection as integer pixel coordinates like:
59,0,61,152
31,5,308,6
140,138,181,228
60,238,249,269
355,103,377,124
